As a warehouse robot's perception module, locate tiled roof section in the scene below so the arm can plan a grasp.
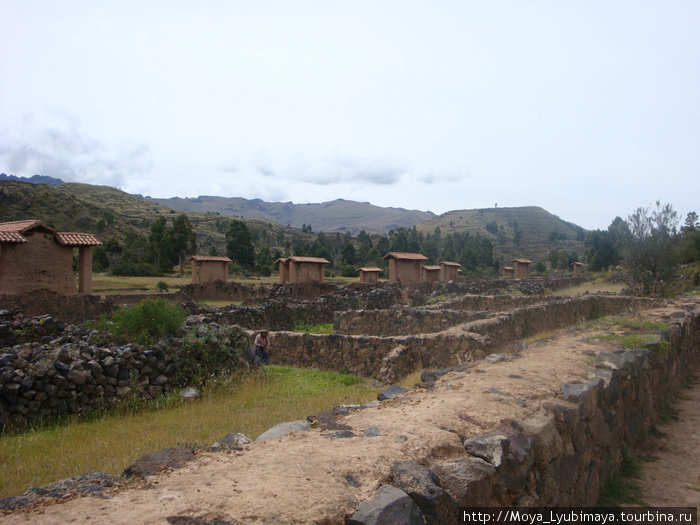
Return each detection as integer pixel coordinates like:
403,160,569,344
288,256,330,264
191,255,233,262
422,265,441,271
0,220,54,234
0,231,27,243
55,232,102,246
440,261,462,267
512,258,533,264
382,252,428,261
359,267,382,272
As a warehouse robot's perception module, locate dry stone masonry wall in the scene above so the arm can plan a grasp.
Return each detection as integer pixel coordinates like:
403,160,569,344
273,295,656,382
350,301,700,521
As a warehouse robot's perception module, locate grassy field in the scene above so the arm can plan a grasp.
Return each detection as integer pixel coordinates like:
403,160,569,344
91,273,366,295
0,366,378,498
557,274,626,296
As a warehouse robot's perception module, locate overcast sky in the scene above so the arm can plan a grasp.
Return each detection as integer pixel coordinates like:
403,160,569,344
1,1,698,230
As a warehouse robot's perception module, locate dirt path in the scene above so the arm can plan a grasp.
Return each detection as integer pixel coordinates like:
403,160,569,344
1,298,698,524
637,372,700,511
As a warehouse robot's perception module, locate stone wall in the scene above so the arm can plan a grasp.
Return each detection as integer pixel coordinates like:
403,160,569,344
352,302,700,518
271,296,657,382
200,285,403,331
0,314,253,430
0,292,113,324
335,296,553,336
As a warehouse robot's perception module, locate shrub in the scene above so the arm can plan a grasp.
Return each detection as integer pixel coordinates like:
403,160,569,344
156,281,169,292
176,324,250,386
99,297,187,346
341,264,358,277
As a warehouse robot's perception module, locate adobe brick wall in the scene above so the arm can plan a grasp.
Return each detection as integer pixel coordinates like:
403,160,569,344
0,234,76,295
290,261,325,283
193,261,228,284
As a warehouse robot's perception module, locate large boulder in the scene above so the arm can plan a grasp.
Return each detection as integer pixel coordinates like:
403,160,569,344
255,420,311,442
391,461,459,524
347,485,424,525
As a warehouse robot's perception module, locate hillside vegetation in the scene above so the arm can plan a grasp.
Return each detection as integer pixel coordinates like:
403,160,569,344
0,180,592,277
418,206,586,263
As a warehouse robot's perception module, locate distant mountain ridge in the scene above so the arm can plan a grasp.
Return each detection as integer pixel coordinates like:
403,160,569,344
148,195,436,235
0,173,65,186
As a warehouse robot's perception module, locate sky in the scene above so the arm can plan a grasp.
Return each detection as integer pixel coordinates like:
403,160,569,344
1,1,698,231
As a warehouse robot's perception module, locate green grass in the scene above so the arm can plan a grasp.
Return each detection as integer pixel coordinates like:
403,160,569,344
598,450,647,507
588,315,669,354
0,366,377,498
292,322,334,334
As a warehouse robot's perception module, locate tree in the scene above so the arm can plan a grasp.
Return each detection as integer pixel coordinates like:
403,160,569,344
226,219,255,268
624,201,680,296
680,211,700,263
147,216,171,273
170,214,196,276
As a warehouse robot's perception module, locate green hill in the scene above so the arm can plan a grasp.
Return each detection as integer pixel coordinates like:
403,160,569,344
417,206,587,264
0,181,309,258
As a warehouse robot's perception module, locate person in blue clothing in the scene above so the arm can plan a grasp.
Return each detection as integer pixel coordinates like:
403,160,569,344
254,329,270,365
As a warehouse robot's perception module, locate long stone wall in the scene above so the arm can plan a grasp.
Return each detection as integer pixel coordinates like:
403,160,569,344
347,301,700,521
334,295,552,336
0,292,113,324
271,296,657,382
0,313,253,430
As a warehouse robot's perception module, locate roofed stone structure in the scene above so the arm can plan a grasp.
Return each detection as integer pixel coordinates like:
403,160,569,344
421,265,441,283
358,267,382,284
0,220,101,295
572,261,584,276
190,255,232,284
439,261,461,281
382,252,428,285
275,256,330,283
512,258,533,279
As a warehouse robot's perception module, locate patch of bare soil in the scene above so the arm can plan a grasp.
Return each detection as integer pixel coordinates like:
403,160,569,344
637,374,700,511
1,299,697,524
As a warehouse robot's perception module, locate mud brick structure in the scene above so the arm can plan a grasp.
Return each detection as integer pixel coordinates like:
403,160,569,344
382,252,428,285
190,255,231,284
439,261,461,281
572,261,584,276
0,220,100,295
275,256,329,283
358,267,382,284
512,258,533,279
502,266,515,278
420,265,441,283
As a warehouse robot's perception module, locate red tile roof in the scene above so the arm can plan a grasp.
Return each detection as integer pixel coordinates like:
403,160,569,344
0,220,101,246
440,261,462,267
190,255,232,263
359,267,382,272
288,256,330,264
422,265,441,271
512,258,533,264
382,252,428,261
55,232,102,246
0,231,27,243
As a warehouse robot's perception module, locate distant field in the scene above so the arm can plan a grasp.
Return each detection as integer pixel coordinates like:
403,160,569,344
558,274,625,296
92,273,366,295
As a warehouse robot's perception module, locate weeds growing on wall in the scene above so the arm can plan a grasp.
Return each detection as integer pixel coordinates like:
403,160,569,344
598,450,646,507
90,297,187,346
176,325,250,386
